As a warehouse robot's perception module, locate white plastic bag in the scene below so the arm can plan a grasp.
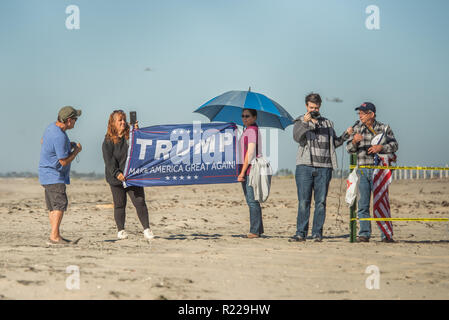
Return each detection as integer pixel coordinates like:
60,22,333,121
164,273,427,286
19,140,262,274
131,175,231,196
248,156,272,203
345,165,359,206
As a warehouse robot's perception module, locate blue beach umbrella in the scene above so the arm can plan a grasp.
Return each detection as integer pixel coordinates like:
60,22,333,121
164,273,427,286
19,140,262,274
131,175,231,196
194,88,294,130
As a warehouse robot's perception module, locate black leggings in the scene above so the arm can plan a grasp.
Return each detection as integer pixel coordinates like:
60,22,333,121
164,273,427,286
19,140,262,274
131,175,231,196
109,185,150,231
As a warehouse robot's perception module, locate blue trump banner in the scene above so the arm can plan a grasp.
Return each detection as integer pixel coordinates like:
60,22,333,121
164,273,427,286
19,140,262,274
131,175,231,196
123,122,239,187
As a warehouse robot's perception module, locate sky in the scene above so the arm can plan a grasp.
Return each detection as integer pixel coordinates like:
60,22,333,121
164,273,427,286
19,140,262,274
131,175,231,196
1,0,449,174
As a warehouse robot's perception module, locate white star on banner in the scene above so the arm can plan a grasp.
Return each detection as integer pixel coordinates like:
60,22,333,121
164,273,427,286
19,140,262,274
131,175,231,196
187,176,191,179
165,176,170,180
173,176,177,180
194,175,199,179
180,176,184,180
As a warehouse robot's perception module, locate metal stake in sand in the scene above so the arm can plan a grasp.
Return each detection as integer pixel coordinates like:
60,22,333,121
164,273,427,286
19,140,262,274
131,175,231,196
349,153,357,243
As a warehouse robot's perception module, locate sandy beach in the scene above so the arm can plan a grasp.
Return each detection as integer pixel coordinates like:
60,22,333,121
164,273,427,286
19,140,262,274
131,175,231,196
0,176,448,300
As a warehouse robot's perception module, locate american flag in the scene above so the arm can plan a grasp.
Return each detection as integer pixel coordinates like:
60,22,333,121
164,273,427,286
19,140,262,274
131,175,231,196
373,152,396,240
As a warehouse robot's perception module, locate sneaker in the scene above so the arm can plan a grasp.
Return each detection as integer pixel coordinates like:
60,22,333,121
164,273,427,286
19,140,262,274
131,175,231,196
117,230,128,240
313,236,323,242
381,238,395,243
143,228,155,240
288,235,306,242
356,236,370,243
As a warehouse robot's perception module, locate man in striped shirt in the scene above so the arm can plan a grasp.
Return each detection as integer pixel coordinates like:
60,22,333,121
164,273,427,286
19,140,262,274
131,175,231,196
290,93,353,242
346,102,399,242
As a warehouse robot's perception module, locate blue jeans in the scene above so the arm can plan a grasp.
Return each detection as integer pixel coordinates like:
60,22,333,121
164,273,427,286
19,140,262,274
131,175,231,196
357,168,387,240
241,180,264,235
295,165,332,239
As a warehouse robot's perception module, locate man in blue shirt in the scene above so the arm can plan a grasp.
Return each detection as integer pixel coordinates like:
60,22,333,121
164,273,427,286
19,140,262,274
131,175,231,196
39,106,82,244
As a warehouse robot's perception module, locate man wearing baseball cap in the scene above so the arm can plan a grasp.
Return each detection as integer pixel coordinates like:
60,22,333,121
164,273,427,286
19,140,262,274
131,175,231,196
38,106,82,245
346,102,398,243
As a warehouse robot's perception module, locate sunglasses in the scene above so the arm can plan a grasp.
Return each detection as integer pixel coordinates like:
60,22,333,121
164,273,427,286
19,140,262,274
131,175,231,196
241,114,252,118
358,111,372,115
113,109,124,113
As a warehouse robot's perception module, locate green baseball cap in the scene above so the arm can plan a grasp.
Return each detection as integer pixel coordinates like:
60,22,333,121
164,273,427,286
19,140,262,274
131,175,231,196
58,106,82,122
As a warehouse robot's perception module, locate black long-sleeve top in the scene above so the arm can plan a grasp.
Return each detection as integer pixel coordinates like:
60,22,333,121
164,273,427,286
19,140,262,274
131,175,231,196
102,136,129,186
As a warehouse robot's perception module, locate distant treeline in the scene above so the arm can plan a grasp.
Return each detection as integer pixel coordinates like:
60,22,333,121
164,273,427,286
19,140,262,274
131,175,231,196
274,168,294,177
1,169,350,179
0,171,105,179
274,168,350,178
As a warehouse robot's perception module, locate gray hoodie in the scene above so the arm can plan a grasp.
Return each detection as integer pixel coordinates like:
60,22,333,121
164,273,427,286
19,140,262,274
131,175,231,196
293,115,350,169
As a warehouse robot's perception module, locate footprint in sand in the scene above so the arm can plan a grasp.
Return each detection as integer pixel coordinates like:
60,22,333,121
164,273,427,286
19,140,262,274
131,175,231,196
109,291,128,298
17,280,45,286
326,290,350,294
118,278,138,282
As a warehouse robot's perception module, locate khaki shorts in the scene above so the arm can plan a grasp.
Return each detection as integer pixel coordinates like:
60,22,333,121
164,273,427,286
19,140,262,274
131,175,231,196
43,183,68,211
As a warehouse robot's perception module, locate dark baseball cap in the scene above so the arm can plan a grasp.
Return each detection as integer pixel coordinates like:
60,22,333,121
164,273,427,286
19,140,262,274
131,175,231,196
355,102,376,113
58,106,82,122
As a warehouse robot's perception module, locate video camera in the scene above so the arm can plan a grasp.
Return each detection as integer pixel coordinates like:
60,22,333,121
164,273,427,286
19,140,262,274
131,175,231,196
310,111,320,119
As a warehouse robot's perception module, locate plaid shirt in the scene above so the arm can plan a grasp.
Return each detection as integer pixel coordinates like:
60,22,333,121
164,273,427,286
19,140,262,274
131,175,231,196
346,120,398,166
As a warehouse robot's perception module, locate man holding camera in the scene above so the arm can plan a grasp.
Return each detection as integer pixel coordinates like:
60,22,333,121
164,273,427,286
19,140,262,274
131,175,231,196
39,106,82,245
346,102,398,243
290,93,353,242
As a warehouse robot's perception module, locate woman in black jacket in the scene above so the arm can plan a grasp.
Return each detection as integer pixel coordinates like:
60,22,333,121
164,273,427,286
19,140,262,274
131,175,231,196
102,110,154,240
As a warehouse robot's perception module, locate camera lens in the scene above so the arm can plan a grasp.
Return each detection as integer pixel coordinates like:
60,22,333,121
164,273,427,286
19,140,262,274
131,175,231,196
310,111,320,119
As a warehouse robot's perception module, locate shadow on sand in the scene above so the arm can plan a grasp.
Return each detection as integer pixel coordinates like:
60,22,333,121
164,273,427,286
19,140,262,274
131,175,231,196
158,233,354,241
161,233,222,240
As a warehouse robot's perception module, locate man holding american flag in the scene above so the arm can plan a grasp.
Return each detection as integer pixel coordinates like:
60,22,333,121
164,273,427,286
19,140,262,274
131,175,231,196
346,102,399,243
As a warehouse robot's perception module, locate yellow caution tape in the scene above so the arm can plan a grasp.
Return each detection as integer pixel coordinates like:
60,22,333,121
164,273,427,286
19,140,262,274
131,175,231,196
350,218,449,222
349,165,449,170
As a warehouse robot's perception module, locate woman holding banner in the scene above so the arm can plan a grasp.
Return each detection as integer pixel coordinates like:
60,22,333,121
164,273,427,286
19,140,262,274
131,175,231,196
238,108,264,238
102,110,155,241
